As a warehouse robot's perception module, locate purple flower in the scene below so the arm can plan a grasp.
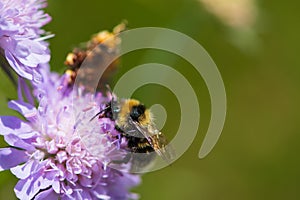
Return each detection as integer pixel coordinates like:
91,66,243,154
0,74,140,199
0,0,51,81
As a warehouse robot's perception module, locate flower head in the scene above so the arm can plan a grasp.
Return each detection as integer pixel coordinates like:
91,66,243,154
0,74,140,199
0,0,51,81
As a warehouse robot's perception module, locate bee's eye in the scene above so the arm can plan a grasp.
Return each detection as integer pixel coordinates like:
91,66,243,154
130,104,146,121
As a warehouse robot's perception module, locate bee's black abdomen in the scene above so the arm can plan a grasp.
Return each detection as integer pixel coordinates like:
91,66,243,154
126,136,154,153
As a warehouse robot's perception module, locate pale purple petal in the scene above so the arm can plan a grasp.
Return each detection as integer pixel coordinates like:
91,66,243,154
8,100,37,119
106,173,141,199
79,175,93,187
51,180,60,194
77,189,93,200
56,151,68,163
34,188,58,200
92,190,111,200
11,160,40,179
4,134,36,151
0,147,28,171
0,116,32,135
32,68,43,83
100,118,115,133
14,168,54,200
14,177,36,200
5,50,33,80
17,76,35,104
17,77,24,101
16,39,50,67
0,19,18,36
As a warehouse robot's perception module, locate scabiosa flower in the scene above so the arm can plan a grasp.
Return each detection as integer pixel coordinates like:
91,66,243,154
0,0,51,81
0,73,140,199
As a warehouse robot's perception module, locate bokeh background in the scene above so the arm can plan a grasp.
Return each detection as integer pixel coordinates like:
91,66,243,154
1,0,300,199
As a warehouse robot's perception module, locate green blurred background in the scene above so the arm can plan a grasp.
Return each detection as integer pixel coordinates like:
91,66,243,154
1,0,300,199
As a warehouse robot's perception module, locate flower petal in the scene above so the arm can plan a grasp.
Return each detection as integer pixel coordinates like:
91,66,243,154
0,148,28,171
11,160,43,179
0,116,38,139
74,188,92,200
51,180,60,194
8,100,37,119
34,188,58,200
0,116,32,135
0,18,19,36
14,168,54,200
4,134,35,151
16,39,50,67
5,50,33,80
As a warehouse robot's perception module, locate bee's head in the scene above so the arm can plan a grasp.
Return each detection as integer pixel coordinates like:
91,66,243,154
130,104,146,121
117,99,152,128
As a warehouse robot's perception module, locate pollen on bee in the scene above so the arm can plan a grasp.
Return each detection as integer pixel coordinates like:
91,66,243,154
64,69,76,84
93,31,114,44
65,53,76,65
65,69,74,76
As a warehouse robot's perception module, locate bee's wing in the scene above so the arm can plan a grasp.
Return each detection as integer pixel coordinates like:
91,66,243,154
151,132,175,164
130,119,175,163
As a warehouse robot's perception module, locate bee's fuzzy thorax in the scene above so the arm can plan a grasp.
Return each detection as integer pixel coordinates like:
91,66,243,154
139,109,152,126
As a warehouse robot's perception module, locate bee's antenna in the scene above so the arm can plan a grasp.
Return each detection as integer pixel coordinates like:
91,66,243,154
90,106,109,122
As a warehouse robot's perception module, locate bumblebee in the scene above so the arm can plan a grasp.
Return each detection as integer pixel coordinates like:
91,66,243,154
93,97,173,170
63,23,126,92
